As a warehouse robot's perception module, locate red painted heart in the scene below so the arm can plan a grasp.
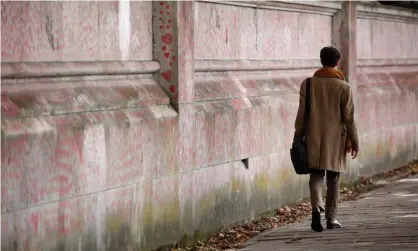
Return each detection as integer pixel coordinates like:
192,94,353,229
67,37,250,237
161,33,173,45
169,85,175,93
164,52,170,58
162,70,172,82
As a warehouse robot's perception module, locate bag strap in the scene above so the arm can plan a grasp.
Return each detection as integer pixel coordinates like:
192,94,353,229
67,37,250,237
302,78,311,136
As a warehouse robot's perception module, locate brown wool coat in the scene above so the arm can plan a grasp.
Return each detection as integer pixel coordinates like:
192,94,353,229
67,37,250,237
294,77,359,173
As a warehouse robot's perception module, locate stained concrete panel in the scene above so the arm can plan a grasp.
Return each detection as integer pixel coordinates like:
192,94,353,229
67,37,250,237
1,1,152,62
1,183,143,251
356,71,418,134
195,2,331,60
349,124,418,180
357,18,418,59
194,2,256,60
194,93,301,169
1,106,179,213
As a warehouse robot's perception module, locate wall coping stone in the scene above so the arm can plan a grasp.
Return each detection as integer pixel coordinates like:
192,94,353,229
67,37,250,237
357,2,418,23
1,61,160,79
198,0,341,16
358,58,418,67
199,1,418,23
1,78,170,119
195,59,321,72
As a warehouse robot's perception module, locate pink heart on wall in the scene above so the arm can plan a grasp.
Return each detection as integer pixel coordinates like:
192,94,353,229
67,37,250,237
161,33,173,45
162,70,172,82
169,85,175,93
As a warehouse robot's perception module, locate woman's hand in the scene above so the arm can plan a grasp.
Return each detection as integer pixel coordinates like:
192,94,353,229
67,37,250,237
351,148,359,159
345,139,358,159
345,139,352,153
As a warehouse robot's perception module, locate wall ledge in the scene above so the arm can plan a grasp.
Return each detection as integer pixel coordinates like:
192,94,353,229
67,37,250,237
1,61,160,79
198,0,341,16
357,2,418,23
1,104,178,139
358,58,418,68
195,59,321,72
1,78,170,119
194,72,311,101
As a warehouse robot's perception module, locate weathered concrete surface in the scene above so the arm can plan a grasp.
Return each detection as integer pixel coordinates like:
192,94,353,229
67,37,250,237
1,1,418,250
1,1,153,62
194,1,332,60
1,78,169,118
239,175,418,251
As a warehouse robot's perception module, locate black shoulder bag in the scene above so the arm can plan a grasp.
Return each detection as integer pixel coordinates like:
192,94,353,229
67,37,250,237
290,78,311,175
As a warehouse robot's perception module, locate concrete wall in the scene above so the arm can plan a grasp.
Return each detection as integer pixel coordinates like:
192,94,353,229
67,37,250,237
1,1,418,250
353,3,418,179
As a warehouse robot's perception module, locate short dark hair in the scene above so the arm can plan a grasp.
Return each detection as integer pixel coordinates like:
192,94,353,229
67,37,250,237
320,46,341,67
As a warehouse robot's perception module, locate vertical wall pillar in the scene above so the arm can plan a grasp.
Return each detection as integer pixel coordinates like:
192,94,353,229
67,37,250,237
332,1,357,89
153,1,196,173
332,2,359,167
153,1,195,105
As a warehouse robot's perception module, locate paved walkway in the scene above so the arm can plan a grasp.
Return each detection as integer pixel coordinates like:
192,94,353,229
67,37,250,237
239,175,418,251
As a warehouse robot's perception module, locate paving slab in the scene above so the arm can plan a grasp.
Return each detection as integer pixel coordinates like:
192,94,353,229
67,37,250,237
239,175,418,251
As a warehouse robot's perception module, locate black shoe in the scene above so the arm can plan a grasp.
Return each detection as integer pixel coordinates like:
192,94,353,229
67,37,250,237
311,211,323,232
327,219,342,229
319,206,325,213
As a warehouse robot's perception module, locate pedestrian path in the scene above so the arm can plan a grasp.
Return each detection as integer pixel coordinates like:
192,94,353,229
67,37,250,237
239,175,418,251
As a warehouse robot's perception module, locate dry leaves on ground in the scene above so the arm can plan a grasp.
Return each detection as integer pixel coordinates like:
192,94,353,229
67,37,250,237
171,160,418,251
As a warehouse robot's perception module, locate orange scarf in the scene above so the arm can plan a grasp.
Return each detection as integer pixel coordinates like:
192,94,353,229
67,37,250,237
314,67,345,81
